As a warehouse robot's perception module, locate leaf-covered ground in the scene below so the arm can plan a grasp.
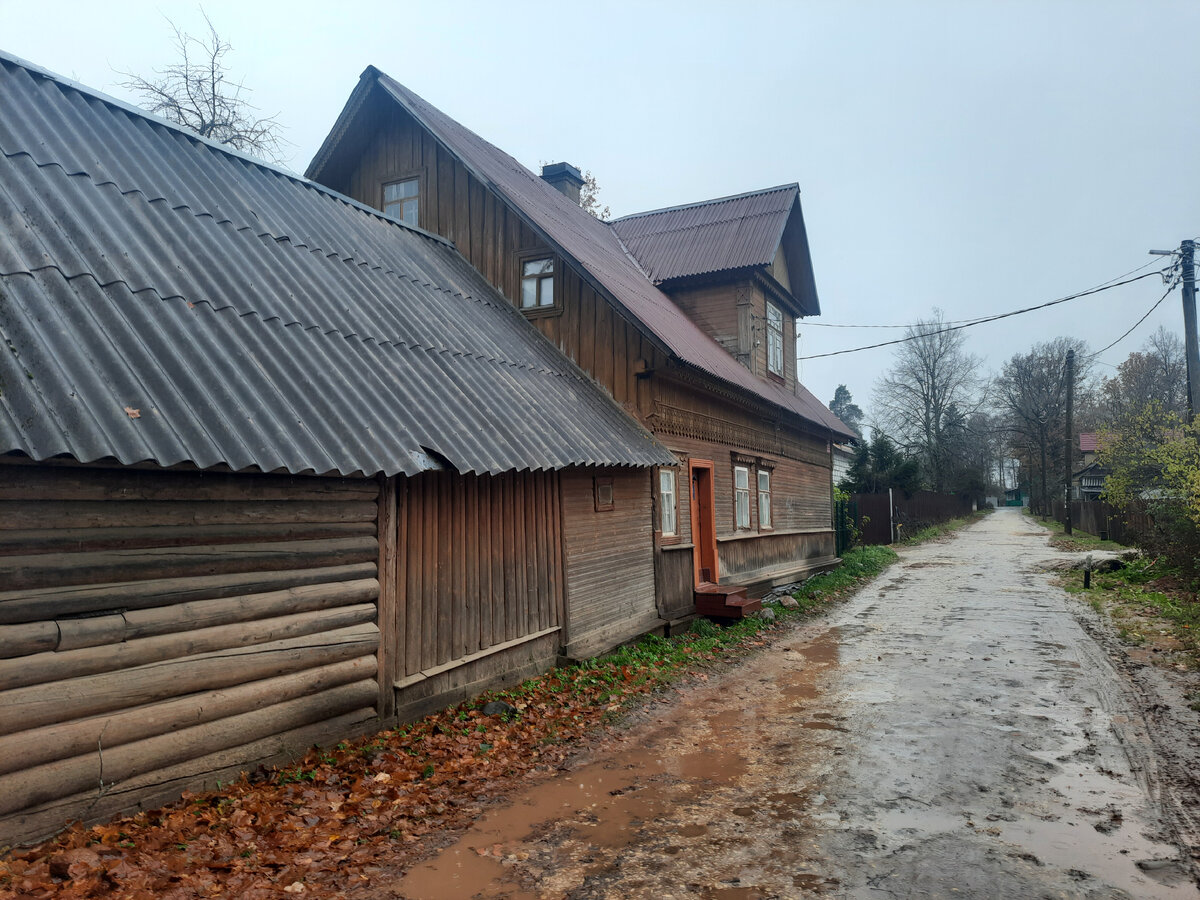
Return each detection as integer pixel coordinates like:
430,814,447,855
0,546,896,899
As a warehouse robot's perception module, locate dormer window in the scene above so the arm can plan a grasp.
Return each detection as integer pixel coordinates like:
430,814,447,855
766,301,784,376
383,178,419,226
521,257,555,309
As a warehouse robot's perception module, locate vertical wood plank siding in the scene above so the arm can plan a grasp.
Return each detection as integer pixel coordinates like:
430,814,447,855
343,108,655,414
395,470,563,680
0,463,381,846
559,468,659,658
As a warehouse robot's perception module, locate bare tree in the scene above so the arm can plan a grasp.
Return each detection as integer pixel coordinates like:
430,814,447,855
994,337,1092,515
118,13,286,162
873,310,987,492
1100,326,1187,421
579,171,610,220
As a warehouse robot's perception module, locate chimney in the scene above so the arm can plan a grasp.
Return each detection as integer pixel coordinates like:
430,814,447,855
540,162,585,204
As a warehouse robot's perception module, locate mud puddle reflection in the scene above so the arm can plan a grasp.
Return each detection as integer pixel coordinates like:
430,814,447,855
389,628,845,899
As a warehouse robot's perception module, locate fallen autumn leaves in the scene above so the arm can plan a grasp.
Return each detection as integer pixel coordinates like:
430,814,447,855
0,546,897,899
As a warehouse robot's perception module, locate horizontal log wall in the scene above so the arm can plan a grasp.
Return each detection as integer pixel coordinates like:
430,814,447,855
393,469,563,713
0,462,381,847
560,468,659,659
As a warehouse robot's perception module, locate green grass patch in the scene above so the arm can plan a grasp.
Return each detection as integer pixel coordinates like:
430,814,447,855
895,510,991,546
1061,556,1199,663
1035,513,1125,552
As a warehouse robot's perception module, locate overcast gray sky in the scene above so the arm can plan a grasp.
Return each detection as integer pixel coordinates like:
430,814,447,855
2,0,1197,418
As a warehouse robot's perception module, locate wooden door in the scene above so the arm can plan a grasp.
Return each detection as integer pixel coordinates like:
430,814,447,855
689,459,718,586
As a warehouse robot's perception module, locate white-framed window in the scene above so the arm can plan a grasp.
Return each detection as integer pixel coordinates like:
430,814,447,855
659,468,677,535
520,257,555,309
757,469,772,529
766,301,784,376
383,177,419,226
734,465,751,529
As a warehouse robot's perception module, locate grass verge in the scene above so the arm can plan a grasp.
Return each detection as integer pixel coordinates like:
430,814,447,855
895,509,991,545
1060,556,1199,676
0,546,896,896
1030,511,1126,552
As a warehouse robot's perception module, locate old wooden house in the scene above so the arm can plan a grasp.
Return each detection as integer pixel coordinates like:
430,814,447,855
0,54,675,845
307,69,856,629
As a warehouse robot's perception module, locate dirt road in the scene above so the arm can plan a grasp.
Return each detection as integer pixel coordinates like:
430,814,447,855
379,509,1199,899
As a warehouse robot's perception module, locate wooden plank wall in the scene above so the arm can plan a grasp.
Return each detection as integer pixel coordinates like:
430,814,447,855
394,469,562,689
0,463,382,847
559,468,659,659
341,106,660,417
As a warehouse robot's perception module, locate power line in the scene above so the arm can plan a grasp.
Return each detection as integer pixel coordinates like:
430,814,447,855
798,269,1169,360
801,256,1169,330
1089,280,1177,358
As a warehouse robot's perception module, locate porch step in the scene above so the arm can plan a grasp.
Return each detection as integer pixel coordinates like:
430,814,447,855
694,582,761,619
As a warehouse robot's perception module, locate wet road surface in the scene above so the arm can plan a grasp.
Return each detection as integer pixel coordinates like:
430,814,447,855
379,509,1198,899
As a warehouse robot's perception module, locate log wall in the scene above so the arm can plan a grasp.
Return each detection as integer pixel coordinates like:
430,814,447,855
0,462,382,847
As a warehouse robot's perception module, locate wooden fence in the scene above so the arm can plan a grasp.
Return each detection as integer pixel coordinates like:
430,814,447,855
1051,500,1149,545
851,491,977,545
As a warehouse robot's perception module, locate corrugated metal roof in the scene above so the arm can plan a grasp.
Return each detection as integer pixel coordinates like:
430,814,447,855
1079,433,1099,453
310,70,853,441
0,55,674,477
610,186,796,283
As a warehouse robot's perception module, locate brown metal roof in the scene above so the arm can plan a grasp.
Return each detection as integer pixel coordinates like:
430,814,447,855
0,53,675,478
308,69,853,441
611,185,796,283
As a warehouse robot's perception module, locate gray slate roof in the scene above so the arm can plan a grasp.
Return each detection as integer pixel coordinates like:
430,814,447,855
307,69,854,441
0,53,674,477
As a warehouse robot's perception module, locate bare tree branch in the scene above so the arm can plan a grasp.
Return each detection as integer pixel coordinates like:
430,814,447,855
116,11,288,163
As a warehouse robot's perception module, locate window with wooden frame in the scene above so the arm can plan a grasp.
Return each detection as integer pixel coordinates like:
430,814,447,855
757,468,772,530
382,177,419,226
733,465,751,529
658,468,678,536
520,256,556,311
594,476,614,511
766,301,784,376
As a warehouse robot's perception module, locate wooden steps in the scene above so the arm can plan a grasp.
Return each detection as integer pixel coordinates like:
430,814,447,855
694,582,760,619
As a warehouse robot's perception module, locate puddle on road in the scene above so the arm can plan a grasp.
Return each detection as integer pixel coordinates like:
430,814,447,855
389,628,844,899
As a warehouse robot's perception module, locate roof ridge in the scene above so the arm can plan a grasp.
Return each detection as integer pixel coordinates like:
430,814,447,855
0,51,454,249
617,208,790,239
611,183,799,223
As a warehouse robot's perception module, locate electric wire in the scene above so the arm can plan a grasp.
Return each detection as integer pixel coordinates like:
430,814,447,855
797,269,1169,360
1088,279,1179,358
801,256,1170,330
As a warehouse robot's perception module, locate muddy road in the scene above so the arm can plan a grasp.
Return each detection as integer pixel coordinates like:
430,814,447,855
377,509,1199,899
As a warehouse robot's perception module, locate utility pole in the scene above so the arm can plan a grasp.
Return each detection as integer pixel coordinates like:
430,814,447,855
1183,240,1199,424
1063,348,1074,535
1151,240,1199,422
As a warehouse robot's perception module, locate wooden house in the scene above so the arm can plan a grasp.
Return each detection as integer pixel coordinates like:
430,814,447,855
307,69,856,633
0,53,674,846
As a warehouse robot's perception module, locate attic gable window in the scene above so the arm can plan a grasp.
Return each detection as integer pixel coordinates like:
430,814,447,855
766,302,784,376
383,178,419,226
521,257,555,309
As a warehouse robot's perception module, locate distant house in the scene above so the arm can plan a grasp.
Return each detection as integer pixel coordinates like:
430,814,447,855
832,442,856,487
1072,433,1107,500
307,67,854,626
